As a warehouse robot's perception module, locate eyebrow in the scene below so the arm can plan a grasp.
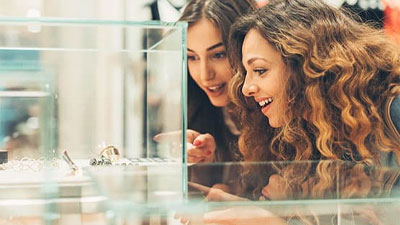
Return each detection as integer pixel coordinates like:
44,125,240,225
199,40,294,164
246,57,269,65
187,42,224,52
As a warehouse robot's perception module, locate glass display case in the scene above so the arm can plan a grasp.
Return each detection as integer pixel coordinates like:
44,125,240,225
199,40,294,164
171,160,400,225
87,160,400,225
1,17,400,225
0,18,187,224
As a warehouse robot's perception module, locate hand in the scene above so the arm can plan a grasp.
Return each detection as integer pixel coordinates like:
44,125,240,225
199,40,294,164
206,188,247,202
153,129,216,163
186,130,216,163
188,182,247,202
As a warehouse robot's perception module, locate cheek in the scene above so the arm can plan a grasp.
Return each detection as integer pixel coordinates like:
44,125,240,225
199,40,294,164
269,101,287,128
188,63,200,80
276,98,287,115
214,61,233,80
273,88,288,121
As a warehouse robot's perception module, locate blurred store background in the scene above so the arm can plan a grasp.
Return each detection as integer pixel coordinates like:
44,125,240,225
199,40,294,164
0,0,398,22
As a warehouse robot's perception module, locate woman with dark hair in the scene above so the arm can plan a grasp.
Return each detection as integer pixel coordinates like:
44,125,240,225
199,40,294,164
176,0,257,188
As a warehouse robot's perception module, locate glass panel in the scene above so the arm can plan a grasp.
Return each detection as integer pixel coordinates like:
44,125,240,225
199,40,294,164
180,160,400,225
85,160,400,224
0,18,187,224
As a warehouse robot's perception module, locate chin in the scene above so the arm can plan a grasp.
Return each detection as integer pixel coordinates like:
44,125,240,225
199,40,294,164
209,98,229,107
268,119,281,128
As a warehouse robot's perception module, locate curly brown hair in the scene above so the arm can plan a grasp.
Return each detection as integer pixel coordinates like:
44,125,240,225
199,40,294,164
228,0,400,164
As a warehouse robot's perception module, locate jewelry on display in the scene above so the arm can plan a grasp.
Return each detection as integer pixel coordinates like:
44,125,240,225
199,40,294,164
89,145,120,166
0,157,60,172
62,150,79,173
100,145,120,161
89,157,112,166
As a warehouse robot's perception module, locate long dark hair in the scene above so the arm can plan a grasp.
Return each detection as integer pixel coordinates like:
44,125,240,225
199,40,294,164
180,0,256,162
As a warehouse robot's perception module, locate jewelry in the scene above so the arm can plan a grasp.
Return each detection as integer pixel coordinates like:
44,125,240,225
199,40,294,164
89,145,119,166
89,157,112,166
1,157,60,172
100,145,120,161
62,150,79,173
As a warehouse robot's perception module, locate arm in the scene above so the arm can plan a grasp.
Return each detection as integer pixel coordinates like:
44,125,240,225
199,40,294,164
203,207,288,225
188,181,289,224
188,181,248,201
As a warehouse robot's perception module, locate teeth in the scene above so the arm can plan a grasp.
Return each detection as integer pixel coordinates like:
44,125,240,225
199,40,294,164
209,86,219,90
258,97,273,107
208,84,223,91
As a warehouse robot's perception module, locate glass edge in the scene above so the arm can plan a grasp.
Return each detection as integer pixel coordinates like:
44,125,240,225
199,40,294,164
206,197,400,207
181,20,188,197
0,17,188,28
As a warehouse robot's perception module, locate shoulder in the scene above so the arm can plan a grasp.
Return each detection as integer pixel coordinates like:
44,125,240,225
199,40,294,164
380,91,400,168
384,84,400,137
389,94,400,135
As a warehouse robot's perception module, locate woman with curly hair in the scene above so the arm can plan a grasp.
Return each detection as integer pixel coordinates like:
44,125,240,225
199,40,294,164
197,1,400,223
198,0,400,217
228,0,400,167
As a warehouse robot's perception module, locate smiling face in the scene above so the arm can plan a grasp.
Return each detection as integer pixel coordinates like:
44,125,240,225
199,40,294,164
187,18,233,107
241,29,289,128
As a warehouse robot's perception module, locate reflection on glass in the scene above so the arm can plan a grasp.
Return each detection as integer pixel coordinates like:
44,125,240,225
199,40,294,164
0,72,55,160
186,160,400,225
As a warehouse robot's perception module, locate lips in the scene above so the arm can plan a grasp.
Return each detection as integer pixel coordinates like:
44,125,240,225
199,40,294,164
261,187,271,200
207,83,225,92
204,83,226,97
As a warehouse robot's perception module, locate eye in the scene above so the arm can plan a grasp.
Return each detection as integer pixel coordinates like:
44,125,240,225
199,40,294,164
253,68,267,76
212,51,227,59
188,55,199,61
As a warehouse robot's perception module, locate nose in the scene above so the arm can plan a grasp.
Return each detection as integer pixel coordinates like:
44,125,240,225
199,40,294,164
199,59,215,81
242,75,258,96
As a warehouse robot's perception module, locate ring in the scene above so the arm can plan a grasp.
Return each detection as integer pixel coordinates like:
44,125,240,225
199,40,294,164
100,145,120,161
